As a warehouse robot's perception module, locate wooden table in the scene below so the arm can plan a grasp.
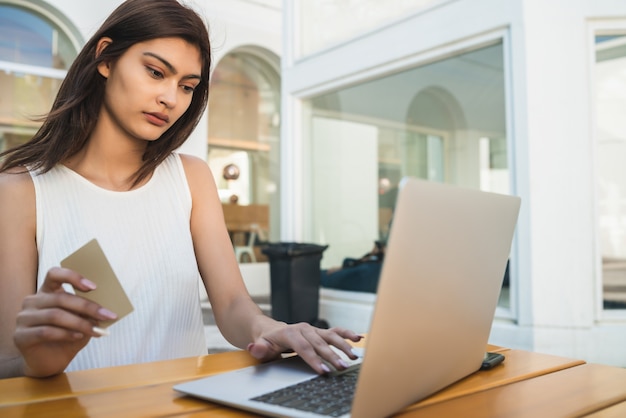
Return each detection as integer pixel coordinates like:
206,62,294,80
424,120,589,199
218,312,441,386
586,400,626,418
1,344,625,417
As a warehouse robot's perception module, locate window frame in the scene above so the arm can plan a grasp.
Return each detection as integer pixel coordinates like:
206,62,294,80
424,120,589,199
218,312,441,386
589,19,626,320
0,1,80,153
295,28,518,320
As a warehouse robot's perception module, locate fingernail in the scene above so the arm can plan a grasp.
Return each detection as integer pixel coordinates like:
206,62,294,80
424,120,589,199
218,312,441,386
92,326,110,337
98,308,117,319
351,349,360,358
73,332,84,339
80,278,97,290
320,363,331,373
338,360,349,369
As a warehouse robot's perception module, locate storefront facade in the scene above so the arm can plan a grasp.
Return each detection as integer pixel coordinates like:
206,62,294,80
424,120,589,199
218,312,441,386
281,0,626,366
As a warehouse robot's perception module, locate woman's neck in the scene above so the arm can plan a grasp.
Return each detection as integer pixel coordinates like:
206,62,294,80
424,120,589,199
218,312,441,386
63,128,149,191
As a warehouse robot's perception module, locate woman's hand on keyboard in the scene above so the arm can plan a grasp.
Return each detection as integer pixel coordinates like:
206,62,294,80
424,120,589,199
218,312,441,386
246,322,363,375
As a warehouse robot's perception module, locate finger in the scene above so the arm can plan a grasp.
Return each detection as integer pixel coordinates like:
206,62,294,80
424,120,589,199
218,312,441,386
327,326,364,343
14,324,88,347
292,326,364,373
320,327,363,360
251,323,364,374
247,324,325,373
39,267,97,294
247,323,304,361
21,292,118,323
280,324,340,374
246,341,275,361
305,328,361,371
16,306,107,340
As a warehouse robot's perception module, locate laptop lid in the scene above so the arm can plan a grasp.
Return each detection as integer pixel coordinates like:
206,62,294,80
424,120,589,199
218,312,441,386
174,178,521,418
350,177,520,417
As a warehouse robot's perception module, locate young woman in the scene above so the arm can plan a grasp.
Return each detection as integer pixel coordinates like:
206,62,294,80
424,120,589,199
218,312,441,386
0,0,360,379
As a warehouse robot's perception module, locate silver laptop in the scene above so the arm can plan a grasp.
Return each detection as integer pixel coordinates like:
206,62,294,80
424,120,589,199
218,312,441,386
174,177,521,418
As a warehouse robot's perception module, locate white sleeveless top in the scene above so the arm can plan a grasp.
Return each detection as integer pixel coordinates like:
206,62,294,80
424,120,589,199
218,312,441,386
30,153,207,372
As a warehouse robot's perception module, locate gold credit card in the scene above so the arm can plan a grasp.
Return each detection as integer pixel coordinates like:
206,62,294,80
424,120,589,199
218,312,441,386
61,239,134,328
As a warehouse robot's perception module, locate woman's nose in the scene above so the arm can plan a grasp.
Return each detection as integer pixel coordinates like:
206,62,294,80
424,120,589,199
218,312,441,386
157,84,177,108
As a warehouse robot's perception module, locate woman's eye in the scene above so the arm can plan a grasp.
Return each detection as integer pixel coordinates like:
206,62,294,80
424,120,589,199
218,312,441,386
181,85,196,93
147,67,163,78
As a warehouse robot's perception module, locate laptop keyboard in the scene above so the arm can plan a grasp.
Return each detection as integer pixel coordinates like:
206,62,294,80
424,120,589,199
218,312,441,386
251,366,360,417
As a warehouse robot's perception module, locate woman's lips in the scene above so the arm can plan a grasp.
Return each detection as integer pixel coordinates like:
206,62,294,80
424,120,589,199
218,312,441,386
144,112,169,127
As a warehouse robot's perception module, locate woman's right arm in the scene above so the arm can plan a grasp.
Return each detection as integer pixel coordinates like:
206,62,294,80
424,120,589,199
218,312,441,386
0,170,115,378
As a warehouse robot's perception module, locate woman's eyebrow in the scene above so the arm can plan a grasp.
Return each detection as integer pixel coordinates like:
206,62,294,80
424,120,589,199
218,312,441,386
143,52,201,80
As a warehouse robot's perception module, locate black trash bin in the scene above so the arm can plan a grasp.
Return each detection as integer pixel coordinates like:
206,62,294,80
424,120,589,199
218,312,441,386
261,242,329,327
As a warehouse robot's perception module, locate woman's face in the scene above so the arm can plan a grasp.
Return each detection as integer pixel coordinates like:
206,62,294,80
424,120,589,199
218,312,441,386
97,37,202,143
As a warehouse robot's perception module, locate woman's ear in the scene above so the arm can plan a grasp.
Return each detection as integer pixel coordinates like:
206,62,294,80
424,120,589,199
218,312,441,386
96,37,113,78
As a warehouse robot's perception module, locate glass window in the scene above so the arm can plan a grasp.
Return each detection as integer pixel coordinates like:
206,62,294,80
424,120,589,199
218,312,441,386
207,52,281,263
594,34,626,311
305,41,512,307
297,0,445,58
0,4,76,153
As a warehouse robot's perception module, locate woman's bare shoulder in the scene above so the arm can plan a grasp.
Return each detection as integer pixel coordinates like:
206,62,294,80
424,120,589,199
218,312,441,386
0,168,36,286
0,168,35,215
176,153,221,216
0,168,34,193
178,153,209,170
178,153,215,184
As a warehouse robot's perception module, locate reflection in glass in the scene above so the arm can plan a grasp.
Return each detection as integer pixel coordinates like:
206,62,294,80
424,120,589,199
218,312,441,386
0,4,75,69
594,35,626,310
0,5,76,155
207,52,281,261
306,41,510,307
0,71,62,127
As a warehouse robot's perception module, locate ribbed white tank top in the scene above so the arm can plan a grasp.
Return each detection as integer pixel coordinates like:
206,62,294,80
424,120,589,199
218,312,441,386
30,153,206,372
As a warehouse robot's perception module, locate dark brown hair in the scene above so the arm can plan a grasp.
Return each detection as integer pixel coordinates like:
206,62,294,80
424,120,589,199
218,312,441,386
0,0,211,187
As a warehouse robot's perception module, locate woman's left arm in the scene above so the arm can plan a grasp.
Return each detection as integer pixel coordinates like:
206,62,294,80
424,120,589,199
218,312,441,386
181,154,361,374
